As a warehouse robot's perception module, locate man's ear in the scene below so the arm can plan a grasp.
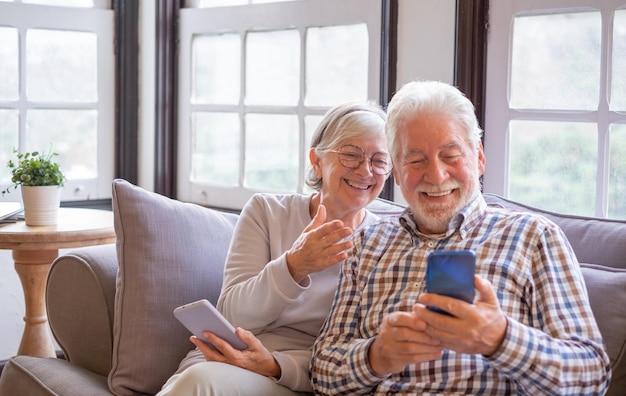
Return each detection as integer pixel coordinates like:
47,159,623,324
477,141,486,176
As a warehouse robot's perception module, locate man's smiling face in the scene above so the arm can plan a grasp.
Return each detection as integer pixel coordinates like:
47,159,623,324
392,112,485,234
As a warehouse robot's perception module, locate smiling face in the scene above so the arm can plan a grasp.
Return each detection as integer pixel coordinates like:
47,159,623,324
311,134,388,221
392,112,485,234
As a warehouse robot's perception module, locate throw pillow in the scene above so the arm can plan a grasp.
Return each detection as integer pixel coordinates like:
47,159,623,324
580,263,626,393
108,179,238,395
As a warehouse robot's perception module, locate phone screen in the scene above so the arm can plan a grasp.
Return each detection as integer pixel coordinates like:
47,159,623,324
425,250,476,316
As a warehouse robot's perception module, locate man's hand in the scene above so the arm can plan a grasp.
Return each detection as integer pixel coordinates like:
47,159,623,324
367,311,444,376
416,276,508,356
192,327,281,379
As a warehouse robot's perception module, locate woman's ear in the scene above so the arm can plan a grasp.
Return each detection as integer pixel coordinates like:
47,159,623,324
310,148,322,178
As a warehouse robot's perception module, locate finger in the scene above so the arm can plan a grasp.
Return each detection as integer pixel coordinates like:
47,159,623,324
304,204,327,232
203,331,240,356
474,276,497,304
384,313,440,346
191,336,225,361
234,327,261,349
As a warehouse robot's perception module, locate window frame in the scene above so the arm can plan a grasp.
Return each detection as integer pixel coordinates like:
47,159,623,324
174,0,387,209
484,0,626,218
0,2,116,204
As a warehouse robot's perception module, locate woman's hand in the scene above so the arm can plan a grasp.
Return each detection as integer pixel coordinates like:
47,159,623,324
192,327,281,379
285,205,355,282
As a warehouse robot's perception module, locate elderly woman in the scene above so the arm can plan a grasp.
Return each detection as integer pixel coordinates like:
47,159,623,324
158,101,391,396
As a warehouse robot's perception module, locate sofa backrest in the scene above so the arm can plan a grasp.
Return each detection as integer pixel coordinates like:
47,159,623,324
484,193,626,270
484,193,626,395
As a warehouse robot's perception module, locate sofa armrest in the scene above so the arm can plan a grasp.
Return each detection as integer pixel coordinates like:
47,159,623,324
46,244,118,377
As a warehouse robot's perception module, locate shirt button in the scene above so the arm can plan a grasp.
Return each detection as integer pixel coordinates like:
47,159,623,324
427,241,436,248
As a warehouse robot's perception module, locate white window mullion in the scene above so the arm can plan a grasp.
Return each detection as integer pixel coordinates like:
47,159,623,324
486,0,626,218
0,2,114,202
178,0,382,209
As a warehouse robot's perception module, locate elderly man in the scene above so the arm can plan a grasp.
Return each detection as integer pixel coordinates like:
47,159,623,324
310,80,611,395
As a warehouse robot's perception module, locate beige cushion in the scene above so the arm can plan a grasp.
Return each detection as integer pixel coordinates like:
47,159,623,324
108,179,238,395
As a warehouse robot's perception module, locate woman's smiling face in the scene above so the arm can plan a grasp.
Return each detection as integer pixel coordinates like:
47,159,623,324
312,134,389,215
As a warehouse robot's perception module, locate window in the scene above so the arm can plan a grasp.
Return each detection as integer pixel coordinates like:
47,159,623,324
177,0,382,209
0,0,114,202
484,0,626,219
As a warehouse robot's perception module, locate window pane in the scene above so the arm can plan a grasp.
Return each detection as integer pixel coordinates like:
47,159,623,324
245,29,299,106
510,11,601,110
244,113,298,190
0,27,18,101
27,29,97,102
509,120,597,216
192,33,241,105
305,24,368,106
191,112,240,185
27,109,98,179
609,125,626,219
191,0,295,7
0,109,18,182
611,9,626,111
24,0,94,6
303,114,323,192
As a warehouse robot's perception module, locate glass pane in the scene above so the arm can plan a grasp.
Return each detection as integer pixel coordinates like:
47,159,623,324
611,9,626,111
609,125,626,219
508,120,597,216
192,33,241,105
245,29,299,106
0,109,19,182
191,112,240,186
306,24,368,106
23,0,94,7
244,113,298,190
27,109,98,179
510,11,601,110
303,114,323,192
27,29,97,102
192,0,294,7
0,27,18,101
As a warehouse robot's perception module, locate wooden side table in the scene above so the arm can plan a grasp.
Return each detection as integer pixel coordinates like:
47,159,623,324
0,208,115,358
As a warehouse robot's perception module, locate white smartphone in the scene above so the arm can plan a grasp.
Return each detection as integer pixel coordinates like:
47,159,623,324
173,299,247,350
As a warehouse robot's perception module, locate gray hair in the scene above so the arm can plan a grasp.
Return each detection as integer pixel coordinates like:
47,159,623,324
305,101,386,191
386,81,483,161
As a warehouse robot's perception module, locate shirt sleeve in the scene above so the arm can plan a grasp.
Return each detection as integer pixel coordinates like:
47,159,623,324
310,232,388,395
486,221,611,395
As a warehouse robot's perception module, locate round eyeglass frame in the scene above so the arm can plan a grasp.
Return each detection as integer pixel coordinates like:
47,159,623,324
329,144,392,175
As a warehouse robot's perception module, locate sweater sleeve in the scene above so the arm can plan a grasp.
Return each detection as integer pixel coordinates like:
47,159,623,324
217,194,310,332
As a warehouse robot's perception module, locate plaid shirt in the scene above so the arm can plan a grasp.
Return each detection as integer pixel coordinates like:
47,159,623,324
311,195,611,395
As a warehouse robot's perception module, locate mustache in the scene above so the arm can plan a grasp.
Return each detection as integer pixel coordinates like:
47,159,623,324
415,182,460,194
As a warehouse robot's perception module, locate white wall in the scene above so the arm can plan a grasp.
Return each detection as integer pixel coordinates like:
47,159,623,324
0,0,455,360
393,0,456,203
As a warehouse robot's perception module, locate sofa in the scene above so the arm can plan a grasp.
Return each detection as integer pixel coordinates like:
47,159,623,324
0,179,624,395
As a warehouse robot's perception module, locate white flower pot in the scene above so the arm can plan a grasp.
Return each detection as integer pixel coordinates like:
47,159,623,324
21,185,62,226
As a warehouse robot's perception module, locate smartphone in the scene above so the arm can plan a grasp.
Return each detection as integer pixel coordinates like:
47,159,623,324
173,299,247,350
425,250,476,316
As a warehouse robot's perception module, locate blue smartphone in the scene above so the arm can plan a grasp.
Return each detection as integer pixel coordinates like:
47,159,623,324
425,250,476,316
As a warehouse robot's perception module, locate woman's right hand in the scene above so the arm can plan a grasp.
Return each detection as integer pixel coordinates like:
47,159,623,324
194,328,281,379
285,205,354,282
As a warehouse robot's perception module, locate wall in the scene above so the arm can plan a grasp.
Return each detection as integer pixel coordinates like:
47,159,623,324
0,0,455,360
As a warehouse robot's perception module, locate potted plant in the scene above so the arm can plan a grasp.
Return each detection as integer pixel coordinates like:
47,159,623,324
1,148,66,226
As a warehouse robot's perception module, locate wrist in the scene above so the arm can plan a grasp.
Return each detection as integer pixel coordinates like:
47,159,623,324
367,337,387,376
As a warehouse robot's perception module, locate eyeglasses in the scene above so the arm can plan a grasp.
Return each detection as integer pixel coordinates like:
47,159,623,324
329,144,392,175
